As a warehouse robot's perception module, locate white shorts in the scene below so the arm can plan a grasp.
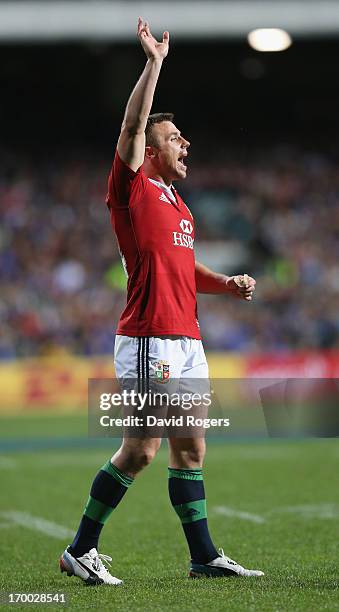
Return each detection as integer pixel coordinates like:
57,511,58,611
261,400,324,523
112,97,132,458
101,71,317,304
114,335,209,392
114,336,210,437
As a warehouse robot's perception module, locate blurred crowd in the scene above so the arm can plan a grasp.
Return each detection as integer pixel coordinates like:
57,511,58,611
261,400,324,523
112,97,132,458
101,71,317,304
1,145,339,359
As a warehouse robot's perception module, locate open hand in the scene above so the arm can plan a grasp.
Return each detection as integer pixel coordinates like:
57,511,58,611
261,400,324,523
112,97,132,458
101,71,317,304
137,17,169,61
226,274,256,301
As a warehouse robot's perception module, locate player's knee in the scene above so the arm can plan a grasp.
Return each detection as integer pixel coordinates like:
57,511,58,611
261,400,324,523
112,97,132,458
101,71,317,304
170,440,206,467
136,446,157,468
122,439,160,472
184,445,205,465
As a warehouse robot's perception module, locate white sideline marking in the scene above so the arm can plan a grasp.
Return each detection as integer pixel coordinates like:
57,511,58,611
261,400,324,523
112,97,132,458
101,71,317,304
0,457,16,469
270,503,339,520
213,506,266,524
0,511,74,539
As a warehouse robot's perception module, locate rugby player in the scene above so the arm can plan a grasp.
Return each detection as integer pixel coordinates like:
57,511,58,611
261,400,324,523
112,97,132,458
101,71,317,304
60,17,263,585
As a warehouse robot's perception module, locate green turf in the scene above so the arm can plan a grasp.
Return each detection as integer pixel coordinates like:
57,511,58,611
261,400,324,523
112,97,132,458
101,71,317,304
0,412,87,439
0,414,338,611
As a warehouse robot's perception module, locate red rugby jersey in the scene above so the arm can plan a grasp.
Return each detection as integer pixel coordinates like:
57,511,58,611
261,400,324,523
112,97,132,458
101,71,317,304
106,151,201,339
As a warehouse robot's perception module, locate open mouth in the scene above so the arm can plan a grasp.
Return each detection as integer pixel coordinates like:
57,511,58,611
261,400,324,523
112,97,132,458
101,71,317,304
178,155,187,170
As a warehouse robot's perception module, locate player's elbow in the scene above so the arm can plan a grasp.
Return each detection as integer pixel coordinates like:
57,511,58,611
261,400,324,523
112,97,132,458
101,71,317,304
121,119,145,137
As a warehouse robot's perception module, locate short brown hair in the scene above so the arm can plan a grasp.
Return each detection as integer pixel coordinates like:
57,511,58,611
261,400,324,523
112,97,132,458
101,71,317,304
145,112,174,146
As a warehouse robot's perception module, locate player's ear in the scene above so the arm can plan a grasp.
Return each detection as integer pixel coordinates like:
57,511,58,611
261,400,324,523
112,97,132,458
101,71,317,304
145,145,157,160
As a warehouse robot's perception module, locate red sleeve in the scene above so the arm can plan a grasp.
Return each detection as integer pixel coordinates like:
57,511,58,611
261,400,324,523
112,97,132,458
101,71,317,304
106,150,147,210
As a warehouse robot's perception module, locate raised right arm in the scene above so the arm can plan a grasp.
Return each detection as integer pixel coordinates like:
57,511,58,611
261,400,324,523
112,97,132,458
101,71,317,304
117,18,169,172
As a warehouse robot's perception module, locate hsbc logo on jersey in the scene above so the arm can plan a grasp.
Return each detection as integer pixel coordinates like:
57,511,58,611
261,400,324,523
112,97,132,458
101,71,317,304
180,219,193,234
173,219,194,250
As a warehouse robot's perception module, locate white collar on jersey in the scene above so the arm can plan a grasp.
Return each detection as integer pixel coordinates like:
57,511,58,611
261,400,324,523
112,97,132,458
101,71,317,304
148,178,176,203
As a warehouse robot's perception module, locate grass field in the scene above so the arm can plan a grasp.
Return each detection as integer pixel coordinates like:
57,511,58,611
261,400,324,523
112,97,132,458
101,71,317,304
0,413,338,611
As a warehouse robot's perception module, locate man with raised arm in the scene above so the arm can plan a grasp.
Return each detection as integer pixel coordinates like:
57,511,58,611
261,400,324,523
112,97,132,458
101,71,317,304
59,17,263,585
